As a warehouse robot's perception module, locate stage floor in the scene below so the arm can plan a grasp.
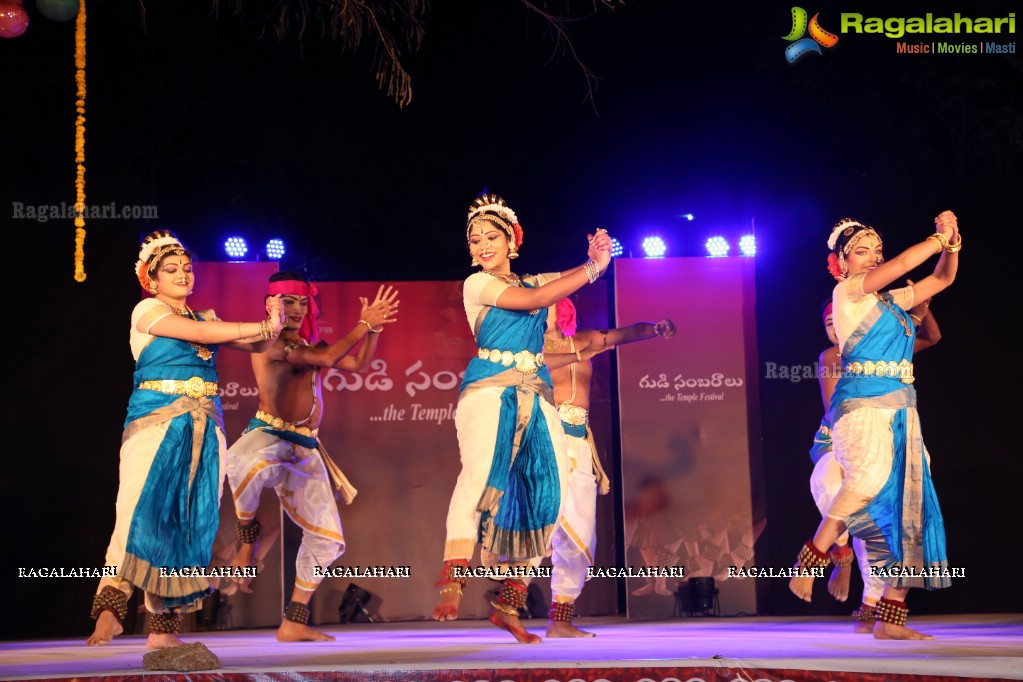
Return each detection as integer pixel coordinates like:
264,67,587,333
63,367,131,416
1,614,1021,682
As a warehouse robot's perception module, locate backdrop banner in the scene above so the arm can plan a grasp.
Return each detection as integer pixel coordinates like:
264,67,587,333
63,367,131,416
197,267,616,626
614,257,764,619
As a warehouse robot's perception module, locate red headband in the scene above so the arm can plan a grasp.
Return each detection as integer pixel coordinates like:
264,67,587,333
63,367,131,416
269,280,320,344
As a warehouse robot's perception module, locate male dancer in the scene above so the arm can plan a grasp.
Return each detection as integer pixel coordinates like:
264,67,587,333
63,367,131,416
225,271,398,641
542,297,675,637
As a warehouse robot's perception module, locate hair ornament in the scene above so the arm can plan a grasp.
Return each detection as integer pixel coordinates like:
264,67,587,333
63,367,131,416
135,230,186,291
467,193,523,251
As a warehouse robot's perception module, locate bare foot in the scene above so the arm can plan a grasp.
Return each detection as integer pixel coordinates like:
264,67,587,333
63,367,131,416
654,578,673,596
85,611,123,646
873,620,933,640
224,543,258,594
546,620,595,638
854,619,875,634
146,633,185,649
631,581,654,596
488,609,541,644
431,587,462,621
276,619,335,642
828,563,851,602
788,566,814,602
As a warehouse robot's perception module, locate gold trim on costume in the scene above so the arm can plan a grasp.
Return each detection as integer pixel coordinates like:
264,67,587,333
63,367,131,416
255,409,319,438
558,403,589,426
845,359,914,384
139,377,219,398
477,347,545,374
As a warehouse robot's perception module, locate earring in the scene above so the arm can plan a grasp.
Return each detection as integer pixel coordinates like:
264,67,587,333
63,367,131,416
149,285,158,295
471,257,480,267
508,250,519,260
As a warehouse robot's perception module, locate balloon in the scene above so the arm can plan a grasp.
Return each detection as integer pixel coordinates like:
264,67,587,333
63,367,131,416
0,1,29,38
36,0,79,22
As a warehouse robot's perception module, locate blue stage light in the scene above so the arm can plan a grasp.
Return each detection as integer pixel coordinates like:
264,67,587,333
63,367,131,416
610,237,624,258
739,234,756,256
641,236,667,258
224,237,248,259
705,236,730,257
265,238,286,260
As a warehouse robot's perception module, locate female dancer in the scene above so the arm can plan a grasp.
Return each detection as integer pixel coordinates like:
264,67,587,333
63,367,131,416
809,292,940,632
432,194,611,643
790,211,959,640
87,230,284,649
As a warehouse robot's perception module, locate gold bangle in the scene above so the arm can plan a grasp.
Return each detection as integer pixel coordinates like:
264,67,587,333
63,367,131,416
945,232,962,253
909,314,923,324
359,319,373,331
237,322,243,340
575,350,582,362
927,233,948,252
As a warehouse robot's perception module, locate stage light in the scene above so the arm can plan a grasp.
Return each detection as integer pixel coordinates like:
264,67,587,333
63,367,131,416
265,238,286,260
338,583,375,623
641,236,667,258
682,213,694,221
224,237,248,259
705,236,729,257
739,234,756,256
610,237,624,258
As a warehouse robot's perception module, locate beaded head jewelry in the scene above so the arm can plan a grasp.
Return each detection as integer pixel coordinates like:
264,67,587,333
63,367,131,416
135,229,189,292
826,218,882,282
466,193,524,260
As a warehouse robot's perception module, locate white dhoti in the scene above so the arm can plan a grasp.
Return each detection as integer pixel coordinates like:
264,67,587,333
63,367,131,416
227,428,344,592
550,429,598,601
809,449,883,604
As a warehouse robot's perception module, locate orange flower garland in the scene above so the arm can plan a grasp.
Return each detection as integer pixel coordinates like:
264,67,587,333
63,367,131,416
73,0,87,282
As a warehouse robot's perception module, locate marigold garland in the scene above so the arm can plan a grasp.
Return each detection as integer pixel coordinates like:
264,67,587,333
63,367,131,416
73,0,87,282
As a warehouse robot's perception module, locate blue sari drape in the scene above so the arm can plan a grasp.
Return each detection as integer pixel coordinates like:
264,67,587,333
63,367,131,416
830,293,949,590
460,294,561,562
120,329,225,609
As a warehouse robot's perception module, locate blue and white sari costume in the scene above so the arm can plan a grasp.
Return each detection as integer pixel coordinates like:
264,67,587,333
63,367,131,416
827,280,949,591
443,273,567,568
99,299,226,613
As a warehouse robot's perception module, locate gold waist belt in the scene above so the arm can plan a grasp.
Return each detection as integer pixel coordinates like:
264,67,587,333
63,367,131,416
256,409,319,438
139,377,219,398
558,403,589,426
477,347,545,375
845,360,915,384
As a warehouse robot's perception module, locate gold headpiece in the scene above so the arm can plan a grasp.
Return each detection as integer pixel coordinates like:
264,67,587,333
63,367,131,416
466,193,523,256
135,230,187,291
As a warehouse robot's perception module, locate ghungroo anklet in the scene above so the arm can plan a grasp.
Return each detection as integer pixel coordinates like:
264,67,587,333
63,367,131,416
876,598,909,626
236,519,262,544
284,601,311,625
852,605,878,622
90,585,128,623
490,579,528,616
831,544,855,567
439,584,462,597
147,611,182,634
797,540,831,569
548,600,574,622
433,559,470,588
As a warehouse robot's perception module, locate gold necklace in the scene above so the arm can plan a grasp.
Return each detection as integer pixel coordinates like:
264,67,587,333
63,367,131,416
483,270,539,315
169,303,214,360
873,293,912,337
544,336,570,352
484,270,522,286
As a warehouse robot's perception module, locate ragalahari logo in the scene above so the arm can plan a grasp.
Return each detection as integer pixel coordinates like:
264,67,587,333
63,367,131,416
782,7,839,63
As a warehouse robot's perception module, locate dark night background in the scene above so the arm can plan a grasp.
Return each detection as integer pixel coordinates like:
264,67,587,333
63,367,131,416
2,0,1021,640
